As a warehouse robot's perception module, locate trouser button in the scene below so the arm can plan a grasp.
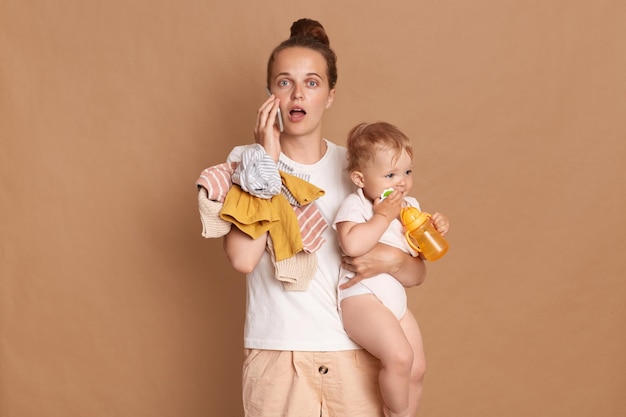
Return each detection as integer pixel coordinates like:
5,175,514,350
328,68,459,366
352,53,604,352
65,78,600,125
318,366,329,374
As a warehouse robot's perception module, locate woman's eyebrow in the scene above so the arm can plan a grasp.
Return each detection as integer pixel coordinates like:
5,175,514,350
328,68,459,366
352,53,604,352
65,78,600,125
274,72,323,79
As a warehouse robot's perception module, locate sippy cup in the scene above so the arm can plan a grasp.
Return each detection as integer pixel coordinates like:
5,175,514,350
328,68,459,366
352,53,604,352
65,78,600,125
400,206,449,261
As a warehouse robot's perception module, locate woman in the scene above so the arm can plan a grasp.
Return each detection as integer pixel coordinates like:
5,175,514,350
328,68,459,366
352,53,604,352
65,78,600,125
222,18,427,417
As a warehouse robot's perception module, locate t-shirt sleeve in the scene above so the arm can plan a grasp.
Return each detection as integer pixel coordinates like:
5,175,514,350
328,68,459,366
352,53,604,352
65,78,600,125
332,193,368,230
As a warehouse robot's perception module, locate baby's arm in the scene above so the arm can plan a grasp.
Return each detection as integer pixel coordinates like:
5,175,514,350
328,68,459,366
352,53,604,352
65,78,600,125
430,212,450,236
336,216,392,257
337,190,403,256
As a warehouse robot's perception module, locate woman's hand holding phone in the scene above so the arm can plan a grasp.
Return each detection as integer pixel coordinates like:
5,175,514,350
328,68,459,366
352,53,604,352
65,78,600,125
255,89,283,161
266,88,284,132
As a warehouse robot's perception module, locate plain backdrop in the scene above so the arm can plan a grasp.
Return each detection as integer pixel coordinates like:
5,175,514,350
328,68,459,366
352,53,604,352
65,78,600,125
1,1,625,416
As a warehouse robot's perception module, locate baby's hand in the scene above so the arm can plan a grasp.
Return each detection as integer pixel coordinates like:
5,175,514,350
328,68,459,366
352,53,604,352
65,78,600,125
373,189,404,222
431,212,450,236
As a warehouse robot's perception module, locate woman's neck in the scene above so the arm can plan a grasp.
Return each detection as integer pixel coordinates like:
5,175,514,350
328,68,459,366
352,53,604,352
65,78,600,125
280,135,327,165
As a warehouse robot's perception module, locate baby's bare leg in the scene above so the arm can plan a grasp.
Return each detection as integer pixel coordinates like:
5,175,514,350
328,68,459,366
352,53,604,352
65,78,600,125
399,310,426,416
341,294,413,417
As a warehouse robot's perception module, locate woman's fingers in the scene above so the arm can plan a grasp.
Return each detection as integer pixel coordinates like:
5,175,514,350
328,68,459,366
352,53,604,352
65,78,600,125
254,95,281,160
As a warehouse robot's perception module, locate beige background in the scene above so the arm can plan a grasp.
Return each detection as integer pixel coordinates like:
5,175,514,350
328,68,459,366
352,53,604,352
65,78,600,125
1,1,625,416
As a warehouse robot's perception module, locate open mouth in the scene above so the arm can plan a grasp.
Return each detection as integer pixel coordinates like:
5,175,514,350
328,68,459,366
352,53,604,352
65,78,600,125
289,107,306,121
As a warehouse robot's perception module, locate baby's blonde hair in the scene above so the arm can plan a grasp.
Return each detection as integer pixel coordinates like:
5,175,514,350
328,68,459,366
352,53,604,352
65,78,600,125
346,122,413,172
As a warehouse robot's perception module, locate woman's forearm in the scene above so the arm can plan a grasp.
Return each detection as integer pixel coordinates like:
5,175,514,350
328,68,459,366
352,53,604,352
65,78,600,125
222,227,267,274
340,243,427,290
390,250,427,287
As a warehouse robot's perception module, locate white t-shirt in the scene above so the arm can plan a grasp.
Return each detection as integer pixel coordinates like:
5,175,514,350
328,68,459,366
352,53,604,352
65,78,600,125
227,140,360,351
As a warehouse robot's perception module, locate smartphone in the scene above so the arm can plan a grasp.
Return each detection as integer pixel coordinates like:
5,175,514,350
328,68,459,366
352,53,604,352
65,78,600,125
265,88,284,132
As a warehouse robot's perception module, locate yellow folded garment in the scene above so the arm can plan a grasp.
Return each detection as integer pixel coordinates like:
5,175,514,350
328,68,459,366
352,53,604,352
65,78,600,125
219,186,300,261
219,173,325,262
220,185,278,238
280,171,325,205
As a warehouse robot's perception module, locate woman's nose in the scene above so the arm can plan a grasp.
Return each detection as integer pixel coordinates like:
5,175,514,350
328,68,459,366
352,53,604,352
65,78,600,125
291,88,303,100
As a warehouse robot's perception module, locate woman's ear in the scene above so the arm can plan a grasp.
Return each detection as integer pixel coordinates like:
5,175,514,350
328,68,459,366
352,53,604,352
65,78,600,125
326,88,336,109
350,171,365,188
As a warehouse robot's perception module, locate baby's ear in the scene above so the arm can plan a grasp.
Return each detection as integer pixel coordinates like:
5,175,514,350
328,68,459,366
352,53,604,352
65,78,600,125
350,171,365,188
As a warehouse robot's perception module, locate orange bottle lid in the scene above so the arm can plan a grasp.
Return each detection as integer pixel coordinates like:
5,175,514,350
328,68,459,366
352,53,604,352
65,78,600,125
400,206,430,231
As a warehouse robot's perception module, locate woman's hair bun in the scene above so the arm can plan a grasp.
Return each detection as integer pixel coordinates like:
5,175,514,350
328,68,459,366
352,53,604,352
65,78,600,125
289,18,330,46
266,18,338,89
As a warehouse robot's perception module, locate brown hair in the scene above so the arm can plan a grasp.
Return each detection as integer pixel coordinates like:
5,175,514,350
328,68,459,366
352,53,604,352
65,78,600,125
346,122,414,172
266,18,338,89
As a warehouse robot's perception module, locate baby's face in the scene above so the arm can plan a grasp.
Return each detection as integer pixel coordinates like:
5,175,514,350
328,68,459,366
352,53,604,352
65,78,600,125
359,148,413,201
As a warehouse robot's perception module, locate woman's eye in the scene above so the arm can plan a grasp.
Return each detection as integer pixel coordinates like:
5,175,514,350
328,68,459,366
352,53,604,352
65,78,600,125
278,80,290,87
307,80,318,87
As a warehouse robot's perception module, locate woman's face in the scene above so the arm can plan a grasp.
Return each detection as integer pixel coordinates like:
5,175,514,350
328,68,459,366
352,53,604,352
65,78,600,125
268,47,336,137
